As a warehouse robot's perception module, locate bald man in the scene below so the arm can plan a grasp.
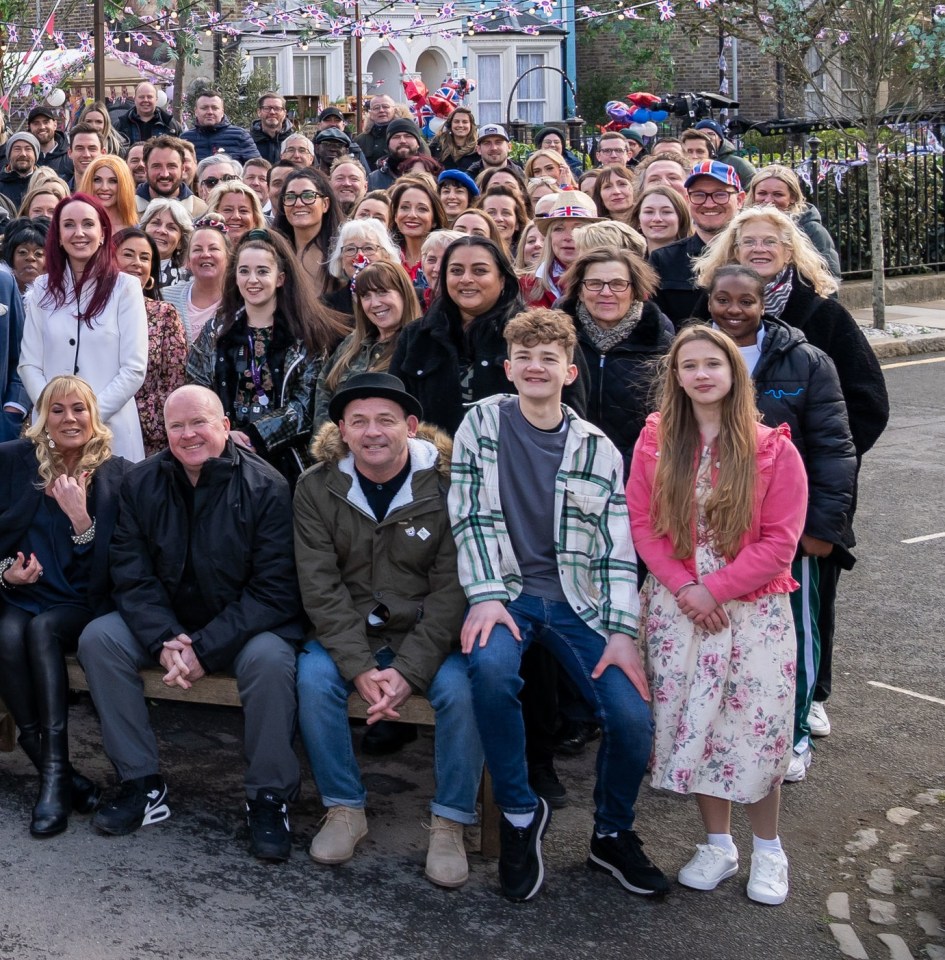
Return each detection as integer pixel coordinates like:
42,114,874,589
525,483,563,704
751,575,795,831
78,385,303,862
114,81,181,143
355,95,396,170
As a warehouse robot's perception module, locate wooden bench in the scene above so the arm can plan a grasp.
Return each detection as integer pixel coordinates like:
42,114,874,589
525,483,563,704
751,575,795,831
0,657,500,858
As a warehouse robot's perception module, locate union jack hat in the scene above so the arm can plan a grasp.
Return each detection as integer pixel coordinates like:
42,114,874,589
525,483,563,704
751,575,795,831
534,191,604,234
684,160,742,191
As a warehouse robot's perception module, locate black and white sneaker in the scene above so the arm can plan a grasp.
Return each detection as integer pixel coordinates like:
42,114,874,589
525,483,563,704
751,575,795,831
498,797,551,902
246,790,291,862
588,829,670,896
93,776,171,836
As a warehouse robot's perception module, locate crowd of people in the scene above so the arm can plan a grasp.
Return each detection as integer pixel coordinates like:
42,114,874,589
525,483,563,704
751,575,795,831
0,83,890,908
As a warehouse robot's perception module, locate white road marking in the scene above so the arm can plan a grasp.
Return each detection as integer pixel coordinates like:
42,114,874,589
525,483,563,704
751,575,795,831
882,356,945,369
868,681,945,706
901,531,945,543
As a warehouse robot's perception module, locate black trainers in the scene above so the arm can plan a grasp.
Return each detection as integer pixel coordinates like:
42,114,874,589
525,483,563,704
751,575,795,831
588,829,670,896
528,763,568,810
498,797,551,902
246,790,291,862
93,776,171,836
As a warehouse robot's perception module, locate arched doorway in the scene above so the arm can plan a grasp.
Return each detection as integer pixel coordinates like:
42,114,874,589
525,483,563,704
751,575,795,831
416,48,450,93
366,49,404,102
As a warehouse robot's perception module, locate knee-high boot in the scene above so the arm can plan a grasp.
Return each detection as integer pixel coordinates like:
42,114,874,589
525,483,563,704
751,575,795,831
18,723,101,816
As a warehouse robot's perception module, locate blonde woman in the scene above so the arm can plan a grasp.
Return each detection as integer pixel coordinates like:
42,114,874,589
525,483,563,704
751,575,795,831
628,326,807,905
206,180,266,245
744,163,841,277
572,219,646,258
0,375,129,837
17,178,69,219
513,220,543,272
523,148,576,188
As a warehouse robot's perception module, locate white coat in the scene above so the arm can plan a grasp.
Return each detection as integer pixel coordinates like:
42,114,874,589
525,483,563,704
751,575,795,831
19,270,148,461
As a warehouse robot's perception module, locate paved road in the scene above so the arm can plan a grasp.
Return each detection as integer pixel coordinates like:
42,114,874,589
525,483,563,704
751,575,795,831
1,357,943,960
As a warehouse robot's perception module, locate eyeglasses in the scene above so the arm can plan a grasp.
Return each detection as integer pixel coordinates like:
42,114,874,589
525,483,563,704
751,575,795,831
528,177,557,187
598,147,628,156
687,189,736,205
736,236,783,249
260,104,285,112
580,278,632,293
283,190,324,206
201,174,239,189
342,243,380,256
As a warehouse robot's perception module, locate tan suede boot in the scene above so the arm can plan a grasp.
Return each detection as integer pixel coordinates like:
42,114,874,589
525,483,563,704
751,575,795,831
425,814,469,888
309,805,368,864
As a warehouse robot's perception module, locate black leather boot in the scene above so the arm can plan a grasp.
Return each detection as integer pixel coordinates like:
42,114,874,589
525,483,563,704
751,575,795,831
31,730,71,837
19,725,100,814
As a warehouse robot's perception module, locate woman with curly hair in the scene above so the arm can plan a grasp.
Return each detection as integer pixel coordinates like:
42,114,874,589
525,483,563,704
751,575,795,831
19,193,148,460
185,228,347,486
0,375,129,836
429,107,479,172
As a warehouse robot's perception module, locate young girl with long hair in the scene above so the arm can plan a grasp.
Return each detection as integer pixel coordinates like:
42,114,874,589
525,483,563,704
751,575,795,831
185,229,347,485
627,325,807,906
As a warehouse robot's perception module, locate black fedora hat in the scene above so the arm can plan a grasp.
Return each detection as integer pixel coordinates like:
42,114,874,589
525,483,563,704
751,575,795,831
328,372,423,424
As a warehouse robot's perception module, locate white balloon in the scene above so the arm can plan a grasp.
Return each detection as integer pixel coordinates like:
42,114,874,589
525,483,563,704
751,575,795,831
46,89,66,107
641,121,658,137
428,117,446,135
156,89,168,108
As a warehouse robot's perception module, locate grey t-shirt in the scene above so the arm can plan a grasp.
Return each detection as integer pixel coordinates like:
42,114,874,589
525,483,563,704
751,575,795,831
497,396,568,602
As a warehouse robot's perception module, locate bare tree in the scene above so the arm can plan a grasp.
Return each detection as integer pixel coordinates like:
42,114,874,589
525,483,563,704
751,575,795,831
694,0,945,328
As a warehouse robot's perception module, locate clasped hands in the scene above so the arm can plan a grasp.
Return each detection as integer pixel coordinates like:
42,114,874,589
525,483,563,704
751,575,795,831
354,667,412,724
160,634,206,690
676,583,729,635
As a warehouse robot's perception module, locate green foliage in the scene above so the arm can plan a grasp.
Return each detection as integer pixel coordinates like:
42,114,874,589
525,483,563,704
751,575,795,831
576,18,677,126
187,60,278,129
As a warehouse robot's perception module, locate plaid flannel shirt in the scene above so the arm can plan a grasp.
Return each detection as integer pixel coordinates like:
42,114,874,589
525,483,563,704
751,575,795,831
449,395,639,640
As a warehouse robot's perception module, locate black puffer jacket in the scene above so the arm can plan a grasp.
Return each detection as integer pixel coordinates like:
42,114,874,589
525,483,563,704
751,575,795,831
750,317,856,545
109,441,305,674
391,287,588,435
251,118,294,165
565,300,673,475
650,233,707,331
113,106,181,144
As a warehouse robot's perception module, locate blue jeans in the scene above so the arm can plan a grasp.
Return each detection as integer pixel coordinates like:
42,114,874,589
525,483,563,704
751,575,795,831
466,594,653,835
296,641,483,825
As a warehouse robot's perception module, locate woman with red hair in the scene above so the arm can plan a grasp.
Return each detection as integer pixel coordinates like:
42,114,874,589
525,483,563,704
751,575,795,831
18,193,149,461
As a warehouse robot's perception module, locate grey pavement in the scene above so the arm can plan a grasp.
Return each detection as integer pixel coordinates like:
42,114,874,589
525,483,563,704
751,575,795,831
1,351,943,960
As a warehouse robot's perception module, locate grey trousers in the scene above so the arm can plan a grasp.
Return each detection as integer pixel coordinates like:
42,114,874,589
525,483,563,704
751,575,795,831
77,611,300,800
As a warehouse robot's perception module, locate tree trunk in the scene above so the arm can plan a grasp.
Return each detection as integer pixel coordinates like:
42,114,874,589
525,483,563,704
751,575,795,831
865,144,886,330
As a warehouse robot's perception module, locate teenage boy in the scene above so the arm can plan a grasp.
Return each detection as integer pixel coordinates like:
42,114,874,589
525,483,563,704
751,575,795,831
448,308,667,902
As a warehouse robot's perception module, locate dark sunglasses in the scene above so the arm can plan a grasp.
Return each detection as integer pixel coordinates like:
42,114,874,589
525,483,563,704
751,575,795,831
201,173,240,189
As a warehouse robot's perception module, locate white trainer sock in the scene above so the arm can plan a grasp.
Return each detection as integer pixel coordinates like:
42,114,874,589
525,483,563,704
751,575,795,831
707,833,737,856
752,835,784,856
504,811,535,829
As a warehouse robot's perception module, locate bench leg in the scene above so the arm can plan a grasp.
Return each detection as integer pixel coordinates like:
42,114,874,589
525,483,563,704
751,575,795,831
479,767,501,859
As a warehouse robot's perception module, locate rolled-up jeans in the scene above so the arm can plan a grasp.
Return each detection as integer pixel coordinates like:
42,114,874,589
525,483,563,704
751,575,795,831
297,641,483,825
466,593,653,835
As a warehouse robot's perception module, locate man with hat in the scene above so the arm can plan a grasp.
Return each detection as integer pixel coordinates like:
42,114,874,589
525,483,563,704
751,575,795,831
649,158,745,329
467,123,522,179
366,118,430,191
315,109,372,175
293,372,482,888
621,127,648,166
26,105,71,177
313,127,353,176
694,118,756,189
0,131,40,209
251,92,293,164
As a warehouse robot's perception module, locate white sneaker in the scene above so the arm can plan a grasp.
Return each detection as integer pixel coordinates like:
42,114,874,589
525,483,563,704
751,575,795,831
747,850,789,905
678,843,739,891
809,701,831,737
783,747,812,783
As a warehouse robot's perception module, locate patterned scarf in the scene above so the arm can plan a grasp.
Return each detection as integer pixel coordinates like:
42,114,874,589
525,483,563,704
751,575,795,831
763,266,794,319
575,300,644,354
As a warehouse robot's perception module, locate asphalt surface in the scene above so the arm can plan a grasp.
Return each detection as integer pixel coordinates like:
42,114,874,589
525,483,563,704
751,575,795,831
1,355,943,960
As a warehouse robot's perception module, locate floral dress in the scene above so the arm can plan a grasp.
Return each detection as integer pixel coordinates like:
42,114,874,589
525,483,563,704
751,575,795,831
135,300,188,457
640,445,797,804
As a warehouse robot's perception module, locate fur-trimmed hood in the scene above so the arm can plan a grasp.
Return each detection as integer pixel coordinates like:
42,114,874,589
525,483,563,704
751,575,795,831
310,420,453,480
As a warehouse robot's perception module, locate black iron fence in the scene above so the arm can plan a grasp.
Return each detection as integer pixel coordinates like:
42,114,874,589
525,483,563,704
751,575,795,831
519,118,945,279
